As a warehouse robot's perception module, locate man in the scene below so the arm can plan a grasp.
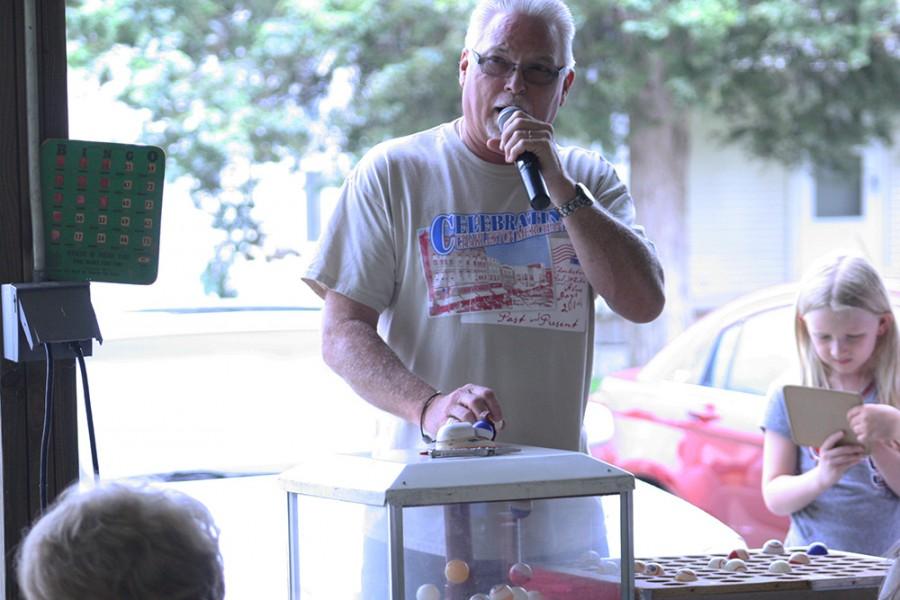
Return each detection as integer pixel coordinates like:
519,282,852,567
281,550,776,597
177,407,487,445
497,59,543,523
304,0,664,454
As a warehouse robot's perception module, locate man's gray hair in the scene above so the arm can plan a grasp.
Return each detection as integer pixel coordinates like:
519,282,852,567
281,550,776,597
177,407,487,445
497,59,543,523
465,0,576,68
17,483,225,600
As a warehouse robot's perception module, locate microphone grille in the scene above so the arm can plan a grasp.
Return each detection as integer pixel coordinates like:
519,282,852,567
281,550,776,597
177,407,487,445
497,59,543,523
497,106,520,130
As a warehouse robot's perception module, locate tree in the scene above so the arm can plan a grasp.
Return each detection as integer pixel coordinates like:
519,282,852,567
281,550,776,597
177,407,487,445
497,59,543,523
68,0,900,360
67,0,472,295
559,0,900,362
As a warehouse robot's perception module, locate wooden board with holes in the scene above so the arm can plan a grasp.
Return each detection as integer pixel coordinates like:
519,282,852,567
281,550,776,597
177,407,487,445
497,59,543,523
631,548,889,598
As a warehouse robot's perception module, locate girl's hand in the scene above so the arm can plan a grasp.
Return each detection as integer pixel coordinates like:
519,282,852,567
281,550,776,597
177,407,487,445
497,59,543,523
814,430,866,489
848,404,900,445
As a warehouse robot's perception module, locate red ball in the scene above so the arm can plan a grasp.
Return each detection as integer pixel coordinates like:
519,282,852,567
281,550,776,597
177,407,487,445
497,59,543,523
508,561,533,586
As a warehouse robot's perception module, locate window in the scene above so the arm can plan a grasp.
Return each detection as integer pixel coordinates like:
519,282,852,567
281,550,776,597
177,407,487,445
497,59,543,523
714,306,795,394
813,155,862,218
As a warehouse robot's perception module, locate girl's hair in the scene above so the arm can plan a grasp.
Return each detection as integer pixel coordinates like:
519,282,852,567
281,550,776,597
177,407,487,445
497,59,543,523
17,482,225,600
795,251,900,407
464,0,576,68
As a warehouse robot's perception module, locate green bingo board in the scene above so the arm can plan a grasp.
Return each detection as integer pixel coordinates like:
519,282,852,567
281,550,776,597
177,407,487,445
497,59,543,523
40,139,165,284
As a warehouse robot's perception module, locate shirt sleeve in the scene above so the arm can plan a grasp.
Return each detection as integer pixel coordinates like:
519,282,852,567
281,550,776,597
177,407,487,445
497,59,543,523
302,149,398,313
762,385,792,439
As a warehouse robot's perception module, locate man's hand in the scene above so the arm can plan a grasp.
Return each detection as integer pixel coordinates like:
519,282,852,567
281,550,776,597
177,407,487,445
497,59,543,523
488,109,572,202
422,384,505,440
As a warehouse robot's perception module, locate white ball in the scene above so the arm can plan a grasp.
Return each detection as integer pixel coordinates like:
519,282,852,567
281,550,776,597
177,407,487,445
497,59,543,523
468,595,489,600
489,584,514,600
436,421,475,443
510,587,528,600
417,583,441,600
769,559,792,574
578,550,602,567
761,539,786,554
525,592,545,600
723,558,748,572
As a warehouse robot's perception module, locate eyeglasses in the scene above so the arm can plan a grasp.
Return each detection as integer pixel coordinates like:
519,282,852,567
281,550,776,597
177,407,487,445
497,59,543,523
468,48,567,86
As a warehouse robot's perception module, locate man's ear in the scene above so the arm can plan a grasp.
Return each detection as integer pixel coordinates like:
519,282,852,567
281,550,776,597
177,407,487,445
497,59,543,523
559,69,575,107
459,49,469,87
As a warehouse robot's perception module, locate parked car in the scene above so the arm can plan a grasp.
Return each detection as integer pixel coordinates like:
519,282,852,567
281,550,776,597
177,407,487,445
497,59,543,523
586,280,900,548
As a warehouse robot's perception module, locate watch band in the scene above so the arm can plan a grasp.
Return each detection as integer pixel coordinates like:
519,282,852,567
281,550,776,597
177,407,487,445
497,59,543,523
557,183,594,218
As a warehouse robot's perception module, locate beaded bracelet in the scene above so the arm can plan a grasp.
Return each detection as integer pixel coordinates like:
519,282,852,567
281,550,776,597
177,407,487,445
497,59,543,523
419,390,443,443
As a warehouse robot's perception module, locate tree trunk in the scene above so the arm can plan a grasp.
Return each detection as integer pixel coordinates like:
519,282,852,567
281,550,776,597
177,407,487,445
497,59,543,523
625,53,691,365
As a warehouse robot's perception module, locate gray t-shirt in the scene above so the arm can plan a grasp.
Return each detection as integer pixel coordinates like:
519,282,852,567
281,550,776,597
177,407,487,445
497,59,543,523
763,386,900,556
304,120,654,453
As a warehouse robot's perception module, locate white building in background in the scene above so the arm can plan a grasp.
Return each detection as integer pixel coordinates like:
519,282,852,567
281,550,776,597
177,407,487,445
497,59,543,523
686,115,900,314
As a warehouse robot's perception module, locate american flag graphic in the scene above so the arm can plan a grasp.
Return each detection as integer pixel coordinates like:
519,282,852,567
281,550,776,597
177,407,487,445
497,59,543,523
551,243,578,265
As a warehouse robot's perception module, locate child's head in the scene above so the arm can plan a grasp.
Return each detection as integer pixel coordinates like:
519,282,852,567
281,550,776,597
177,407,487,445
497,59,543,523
795,251,899,404
17,482,225,600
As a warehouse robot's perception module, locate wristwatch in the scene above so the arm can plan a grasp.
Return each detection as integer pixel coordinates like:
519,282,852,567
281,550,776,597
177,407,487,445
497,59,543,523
557,182,594,218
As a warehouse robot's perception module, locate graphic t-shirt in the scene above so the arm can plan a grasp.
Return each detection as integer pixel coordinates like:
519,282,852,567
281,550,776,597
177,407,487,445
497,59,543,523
304,119,652,452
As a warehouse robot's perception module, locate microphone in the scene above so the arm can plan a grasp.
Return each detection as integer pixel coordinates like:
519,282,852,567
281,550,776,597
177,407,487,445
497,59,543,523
497,106,551,211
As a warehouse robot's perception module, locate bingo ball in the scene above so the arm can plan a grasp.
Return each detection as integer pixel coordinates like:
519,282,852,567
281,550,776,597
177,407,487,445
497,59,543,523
789,552,811,565
526,593,545,600
416,583,441,600
510,587,528,600
437,421,475,443
508,561,533,586
644,562,664,576
469,595,489,600
578,549,602,567
474,419,496,440
728,548,750,560
807,542,829,556
707,557,727,569
769,559,792,574
445,559,470,584
635,559,647,573
598,559,619,575
723,558,748,572
761,539,786,554
489,584,514,600
675,568,698,582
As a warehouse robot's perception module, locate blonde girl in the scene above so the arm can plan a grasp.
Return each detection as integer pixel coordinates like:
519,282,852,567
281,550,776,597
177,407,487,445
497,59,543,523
762,252,900,556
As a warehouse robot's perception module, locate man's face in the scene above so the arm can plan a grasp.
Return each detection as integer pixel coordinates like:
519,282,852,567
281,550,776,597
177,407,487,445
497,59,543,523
458,11,574,164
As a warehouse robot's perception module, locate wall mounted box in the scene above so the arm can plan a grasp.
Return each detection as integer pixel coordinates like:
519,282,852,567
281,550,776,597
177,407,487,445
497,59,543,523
2,282,102,362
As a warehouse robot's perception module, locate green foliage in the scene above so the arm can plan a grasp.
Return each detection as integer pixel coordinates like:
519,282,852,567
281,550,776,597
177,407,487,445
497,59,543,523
67,0,900,295
562,0,900,166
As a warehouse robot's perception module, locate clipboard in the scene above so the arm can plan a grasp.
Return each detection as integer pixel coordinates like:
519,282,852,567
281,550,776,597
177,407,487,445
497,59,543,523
783,385,863,448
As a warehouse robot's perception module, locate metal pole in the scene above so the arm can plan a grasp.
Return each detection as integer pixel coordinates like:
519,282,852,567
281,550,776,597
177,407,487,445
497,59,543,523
287,494,301,600
620,490,634,600
24,0,46,280
387,504,405,600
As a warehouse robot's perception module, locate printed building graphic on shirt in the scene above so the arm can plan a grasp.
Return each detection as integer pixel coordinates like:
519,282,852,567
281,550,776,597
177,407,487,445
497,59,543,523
418,208,590,332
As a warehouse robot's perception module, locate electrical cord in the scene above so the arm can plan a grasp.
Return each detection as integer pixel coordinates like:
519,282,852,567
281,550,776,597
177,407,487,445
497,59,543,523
73,341,100,481
39,343,55,511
